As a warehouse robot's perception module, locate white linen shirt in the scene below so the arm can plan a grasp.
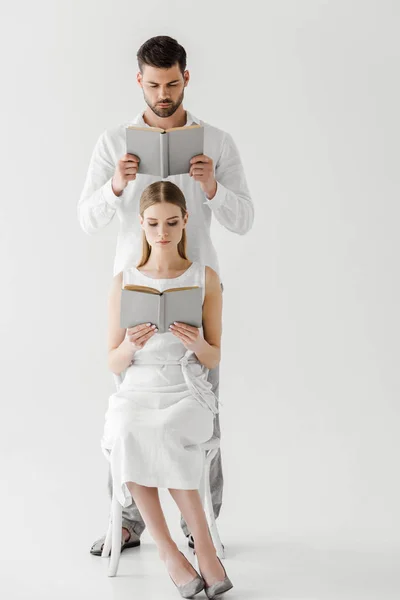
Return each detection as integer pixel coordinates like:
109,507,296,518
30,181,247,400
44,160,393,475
78,110,253,276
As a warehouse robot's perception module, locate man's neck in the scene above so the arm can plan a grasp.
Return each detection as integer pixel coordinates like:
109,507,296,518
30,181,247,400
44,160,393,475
142,106,188,129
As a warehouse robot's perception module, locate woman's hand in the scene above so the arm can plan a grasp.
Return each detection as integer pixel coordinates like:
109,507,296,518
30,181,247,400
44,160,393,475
125,323,157,350
169,322,205,352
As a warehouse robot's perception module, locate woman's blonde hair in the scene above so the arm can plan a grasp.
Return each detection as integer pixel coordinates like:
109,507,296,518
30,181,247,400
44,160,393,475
136,181,188,268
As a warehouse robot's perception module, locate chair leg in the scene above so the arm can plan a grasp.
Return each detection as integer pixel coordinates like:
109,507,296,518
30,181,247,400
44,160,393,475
101,516,112,558
204,449,225,559
108,492,122,577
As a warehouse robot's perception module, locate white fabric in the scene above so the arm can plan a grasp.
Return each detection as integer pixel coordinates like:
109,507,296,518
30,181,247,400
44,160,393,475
78,109,254,276
101,261,218,507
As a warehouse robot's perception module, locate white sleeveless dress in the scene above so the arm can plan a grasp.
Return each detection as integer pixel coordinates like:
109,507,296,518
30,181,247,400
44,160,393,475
101,261,218,508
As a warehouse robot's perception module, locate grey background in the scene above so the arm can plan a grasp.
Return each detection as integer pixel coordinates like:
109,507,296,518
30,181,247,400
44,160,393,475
0,1,399,598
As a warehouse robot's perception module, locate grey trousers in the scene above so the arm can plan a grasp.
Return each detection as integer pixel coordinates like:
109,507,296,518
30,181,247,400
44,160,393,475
107,363,224,538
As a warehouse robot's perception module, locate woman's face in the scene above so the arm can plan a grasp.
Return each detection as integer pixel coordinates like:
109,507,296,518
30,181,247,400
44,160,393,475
140,202,188,251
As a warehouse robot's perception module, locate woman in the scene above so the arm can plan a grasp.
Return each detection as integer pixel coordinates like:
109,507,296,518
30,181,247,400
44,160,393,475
101,180,233,599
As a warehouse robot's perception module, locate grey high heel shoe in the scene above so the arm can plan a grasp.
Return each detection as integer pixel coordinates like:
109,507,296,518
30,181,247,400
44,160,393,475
200,555,233,599
168,551,205,598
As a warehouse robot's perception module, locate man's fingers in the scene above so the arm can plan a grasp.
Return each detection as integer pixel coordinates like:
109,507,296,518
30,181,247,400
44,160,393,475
124,166,139,175
190,154,210,164
190,165,210,177
121,153,140,163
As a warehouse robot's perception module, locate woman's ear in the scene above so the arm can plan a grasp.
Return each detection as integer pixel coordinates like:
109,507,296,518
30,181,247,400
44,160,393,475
139,215,144,229
183,213,189,227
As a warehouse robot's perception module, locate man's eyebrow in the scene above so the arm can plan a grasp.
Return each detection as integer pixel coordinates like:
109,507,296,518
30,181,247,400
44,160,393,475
146,216,180,220
146,79,180,85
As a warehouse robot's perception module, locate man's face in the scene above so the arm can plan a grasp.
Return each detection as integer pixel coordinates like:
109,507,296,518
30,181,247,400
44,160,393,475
137,64,189,119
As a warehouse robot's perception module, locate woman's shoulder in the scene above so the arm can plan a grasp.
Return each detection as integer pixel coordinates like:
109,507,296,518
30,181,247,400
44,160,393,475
122,263,137,277
203,265,221,291
192,262,219,283
109,271,123,299
112,270,124,283
120,263,142,287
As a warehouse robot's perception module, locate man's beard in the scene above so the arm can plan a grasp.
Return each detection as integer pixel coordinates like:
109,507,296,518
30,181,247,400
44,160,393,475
145,90,184,118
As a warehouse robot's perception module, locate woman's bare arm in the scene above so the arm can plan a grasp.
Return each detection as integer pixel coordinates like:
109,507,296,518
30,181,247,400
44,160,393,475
107,272,135,375
195,266,222,369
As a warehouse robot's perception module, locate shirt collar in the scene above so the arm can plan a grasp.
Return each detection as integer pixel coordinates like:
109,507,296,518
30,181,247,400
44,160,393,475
132,109,200,127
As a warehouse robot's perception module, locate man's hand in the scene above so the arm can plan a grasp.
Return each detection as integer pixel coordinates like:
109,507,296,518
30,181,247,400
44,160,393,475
112,153,140,196
168,322,205,352
189,154,217,199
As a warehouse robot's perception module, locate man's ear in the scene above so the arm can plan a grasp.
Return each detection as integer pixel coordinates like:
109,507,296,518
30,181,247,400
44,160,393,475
136,71,143,87
183,70,190,88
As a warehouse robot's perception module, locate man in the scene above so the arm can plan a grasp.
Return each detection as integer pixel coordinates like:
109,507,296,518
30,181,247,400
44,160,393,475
78,35,253,556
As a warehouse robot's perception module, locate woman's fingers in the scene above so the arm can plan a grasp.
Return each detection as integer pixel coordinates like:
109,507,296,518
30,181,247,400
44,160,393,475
126,322,200,349
133,327,157,341
171,322,198,334
128,323,157,345
170,329,192,345
169,323,198,341
134,329,155,342
127,323,154,336
134,330,157,347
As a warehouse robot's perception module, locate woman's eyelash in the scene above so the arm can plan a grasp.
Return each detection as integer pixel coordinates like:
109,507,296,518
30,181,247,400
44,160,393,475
148,222,179,227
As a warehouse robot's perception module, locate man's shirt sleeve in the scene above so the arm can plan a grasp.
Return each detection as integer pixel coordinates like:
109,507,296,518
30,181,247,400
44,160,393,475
77,131,124,235
203,131,254,235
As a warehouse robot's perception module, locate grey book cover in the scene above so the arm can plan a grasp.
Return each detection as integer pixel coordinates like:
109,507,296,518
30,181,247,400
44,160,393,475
120,285,202,334
126,125,204,178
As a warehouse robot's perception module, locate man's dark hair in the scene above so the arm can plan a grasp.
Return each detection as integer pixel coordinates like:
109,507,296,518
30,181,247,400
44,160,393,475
137,36,187,74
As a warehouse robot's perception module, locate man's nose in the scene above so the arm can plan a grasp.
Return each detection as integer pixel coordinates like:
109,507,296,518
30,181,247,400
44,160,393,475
159,87,170,98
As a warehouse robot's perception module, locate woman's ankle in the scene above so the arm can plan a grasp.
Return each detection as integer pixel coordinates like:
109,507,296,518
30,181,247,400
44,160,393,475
157,539,178,561
192,537,217,557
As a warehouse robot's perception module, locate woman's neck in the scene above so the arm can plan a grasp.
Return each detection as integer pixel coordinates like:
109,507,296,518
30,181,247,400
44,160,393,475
141,250,190,275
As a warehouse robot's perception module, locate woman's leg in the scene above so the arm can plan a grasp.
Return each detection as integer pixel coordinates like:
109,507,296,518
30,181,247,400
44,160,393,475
126,482,200,586
168,488,226,586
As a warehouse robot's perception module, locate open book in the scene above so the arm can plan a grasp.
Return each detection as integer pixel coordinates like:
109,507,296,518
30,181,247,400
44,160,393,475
126,124,204,178
120,284,203,333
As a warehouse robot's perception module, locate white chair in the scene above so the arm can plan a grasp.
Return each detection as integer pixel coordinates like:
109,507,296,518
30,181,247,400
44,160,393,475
101,371,225,577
